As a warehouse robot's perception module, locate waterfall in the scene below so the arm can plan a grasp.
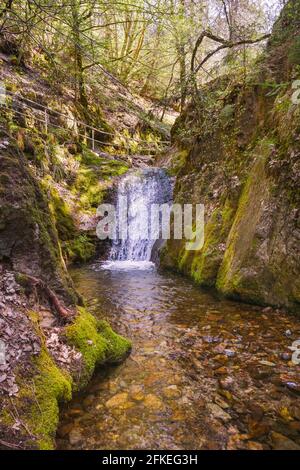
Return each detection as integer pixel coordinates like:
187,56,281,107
108,168,172,265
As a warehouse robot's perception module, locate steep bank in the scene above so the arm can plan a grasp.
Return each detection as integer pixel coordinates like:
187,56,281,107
0,43,170,448
0,129,131,449
0,29,175,446
160,0,300,313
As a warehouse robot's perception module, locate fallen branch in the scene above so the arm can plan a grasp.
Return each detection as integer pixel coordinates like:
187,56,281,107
0,438,24,449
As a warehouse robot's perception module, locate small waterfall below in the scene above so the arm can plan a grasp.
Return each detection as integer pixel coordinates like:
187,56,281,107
107,168,172,267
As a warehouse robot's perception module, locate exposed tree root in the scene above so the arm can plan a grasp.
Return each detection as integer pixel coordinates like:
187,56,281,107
15,273,74,322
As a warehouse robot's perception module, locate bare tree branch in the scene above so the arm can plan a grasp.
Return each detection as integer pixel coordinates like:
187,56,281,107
191,30,270,74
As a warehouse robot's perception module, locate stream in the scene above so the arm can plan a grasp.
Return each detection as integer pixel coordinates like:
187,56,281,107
56,169,300,450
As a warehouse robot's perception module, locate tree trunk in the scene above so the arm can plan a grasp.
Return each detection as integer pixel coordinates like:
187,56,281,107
71,3,88,110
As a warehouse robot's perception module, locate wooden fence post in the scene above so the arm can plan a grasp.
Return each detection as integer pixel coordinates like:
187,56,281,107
92,128,95,151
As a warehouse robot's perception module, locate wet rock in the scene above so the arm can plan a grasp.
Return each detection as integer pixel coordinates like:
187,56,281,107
130,384,145,401
270,432,300,450
232,403,248,415
144,373,164,387
214,366,228,376
207,403,231,423
248,404,264,422
163,385,181,399
105,392,129,408
278,406,293,422
68,428,83,445
224,349,236,358
108,380,119,393
144,394,164,411
218,389,233,401
191,357,203,371
286,382,300,395
219,376,234,390
214,395,230,409
248,420,270,439
83,395,95,408
171,410,185,421
213,354,228,365
250,367,274,380
258,360,276,367
247,441,264,450
68,408,83,417
291,406,300,421
206,313,221,322
227,433,249,450
89,381,109,393
280,352,291,361
289,421,300,432
57,423,73,438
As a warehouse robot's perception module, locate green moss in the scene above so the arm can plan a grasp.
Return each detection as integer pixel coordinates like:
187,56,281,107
65,307,131,388
88,104,115,141
73,155,128,211
216,142,271,297
64,234,96,264
288,36,300,65
167,149,189,176
170,198,236,288
22,348,72,450
4,310,72,450
97,319,132,364
5,307,131,450
47,186,76,241
220,104,235,125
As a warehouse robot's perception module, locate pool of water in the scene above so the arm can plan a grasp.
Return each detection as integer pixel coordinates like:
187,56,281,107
56,262,300,450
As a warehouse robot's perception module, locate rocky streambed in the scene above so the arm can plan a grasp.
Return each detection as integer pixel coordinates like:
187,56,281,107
56,263,300,450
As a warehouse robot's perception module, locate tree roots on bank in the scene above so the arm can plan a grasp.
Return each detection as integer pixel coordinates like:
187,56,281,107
15,273,74,323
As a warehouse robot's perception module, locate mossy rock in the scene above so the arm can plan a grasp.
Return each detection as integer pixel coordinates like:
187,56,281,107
65,307,132,388
0,140,76,304
47,186,76,241
6,308,131,450
20,348,73,450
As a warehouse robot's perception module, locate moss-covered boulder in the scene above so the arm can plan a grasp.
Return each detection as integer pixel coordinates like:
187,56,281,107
2,308,131,450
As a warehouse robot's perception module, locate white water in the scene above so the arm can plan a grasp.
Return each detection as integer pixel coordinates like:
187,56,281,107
103,168,172,270
100,260,155,271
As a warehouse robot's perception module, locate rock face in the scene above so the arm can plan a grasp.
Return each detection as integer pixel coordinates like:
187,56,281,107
0,128,131,449
160,0,300,313
0,132,77,305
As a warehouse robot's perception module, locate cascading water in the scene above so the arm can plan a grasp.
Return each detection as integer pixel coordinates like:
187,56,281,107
106,168,172,268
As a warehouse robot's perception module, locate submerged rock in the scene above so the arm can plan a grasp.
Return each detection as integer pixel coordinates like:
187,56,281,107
270,432,300,450
163,385,181,399
105,392,129,408
68,428,83,446
207,403,231,423
144,394,164,411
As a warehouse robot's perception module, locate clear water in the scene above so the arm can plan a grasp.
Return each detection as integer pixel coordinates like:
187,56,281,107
56,264,300,450
56,169,300,450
